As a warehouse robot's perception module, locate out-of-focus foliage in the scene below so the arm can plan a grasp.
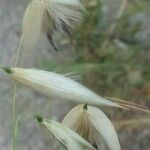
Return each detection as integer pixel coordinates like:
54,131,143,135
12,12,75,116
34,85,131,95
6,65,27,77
40,0,150,102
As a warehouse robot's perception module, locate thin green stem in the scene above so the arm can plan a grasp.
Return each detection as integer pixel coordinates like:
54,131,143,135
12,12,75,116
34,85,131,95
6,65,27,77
12,38,22,150
12,84,17,127
14,38,22,67
12,115,22,150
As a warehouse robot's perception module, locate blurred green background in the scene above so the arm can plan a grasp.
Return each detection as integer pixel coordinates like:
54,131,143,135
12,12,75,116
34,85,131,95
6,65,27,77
40,0,150,105
0,0,149,150
38,0,150,148
39,0,150,149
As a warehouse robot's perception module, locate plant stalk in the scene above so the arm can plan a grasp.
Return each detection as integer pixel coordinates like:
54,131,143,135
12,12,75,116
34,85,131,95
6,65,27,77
12,38,22,150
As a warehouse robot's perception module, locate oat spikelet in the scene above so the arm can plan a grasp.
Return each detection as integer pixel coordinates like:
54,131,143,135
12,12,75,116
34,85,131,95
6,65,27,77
4,67,122,108
21,0,85,51
36,115,95,150
62,104,121,150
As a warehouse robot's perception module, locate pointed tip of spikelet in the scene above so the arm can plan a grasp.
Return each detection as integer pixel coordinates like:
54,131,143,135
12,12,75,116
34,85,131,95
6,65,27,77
2,67,12,74
36,115,43,123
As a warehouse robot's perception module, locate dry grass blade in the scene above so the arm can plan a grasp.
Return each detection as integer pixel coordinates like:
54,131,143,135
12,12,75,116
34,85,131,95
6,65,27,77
113,118,150,130
98,0,128,55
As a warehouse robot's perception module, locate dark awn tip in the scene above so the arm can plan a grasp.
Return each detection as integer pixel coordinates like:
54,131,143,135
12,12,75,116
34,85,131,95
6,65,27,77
47,32,58,51
59,18,72,36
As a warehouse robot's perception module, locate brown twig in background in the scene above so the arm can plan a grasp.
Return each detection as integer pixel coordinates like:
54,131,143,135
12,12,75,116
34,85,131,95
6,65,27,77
113,118,150,130
98,0,128,57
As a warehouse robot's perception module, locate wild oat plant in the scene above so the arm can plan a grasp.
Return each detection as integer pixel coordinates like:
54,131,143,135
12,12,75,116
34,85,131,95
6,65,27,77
0,0,149,150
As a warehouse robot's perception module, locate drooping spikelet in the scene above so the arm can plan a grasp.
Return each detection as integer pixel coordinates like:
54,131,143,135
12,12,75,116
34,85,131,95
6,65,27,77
36,115,95,150
21,0,85,51
3,67,122,108
62,104,121,150
22,0,45,51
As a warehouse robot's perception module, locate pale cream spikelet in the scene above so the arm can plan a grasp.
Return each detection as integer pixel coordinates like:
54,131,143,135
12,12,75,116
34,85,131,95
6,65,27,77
21,0,45,52
36,115,95,150
62,104,121,150
21,0,85,51
3,67,122,108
